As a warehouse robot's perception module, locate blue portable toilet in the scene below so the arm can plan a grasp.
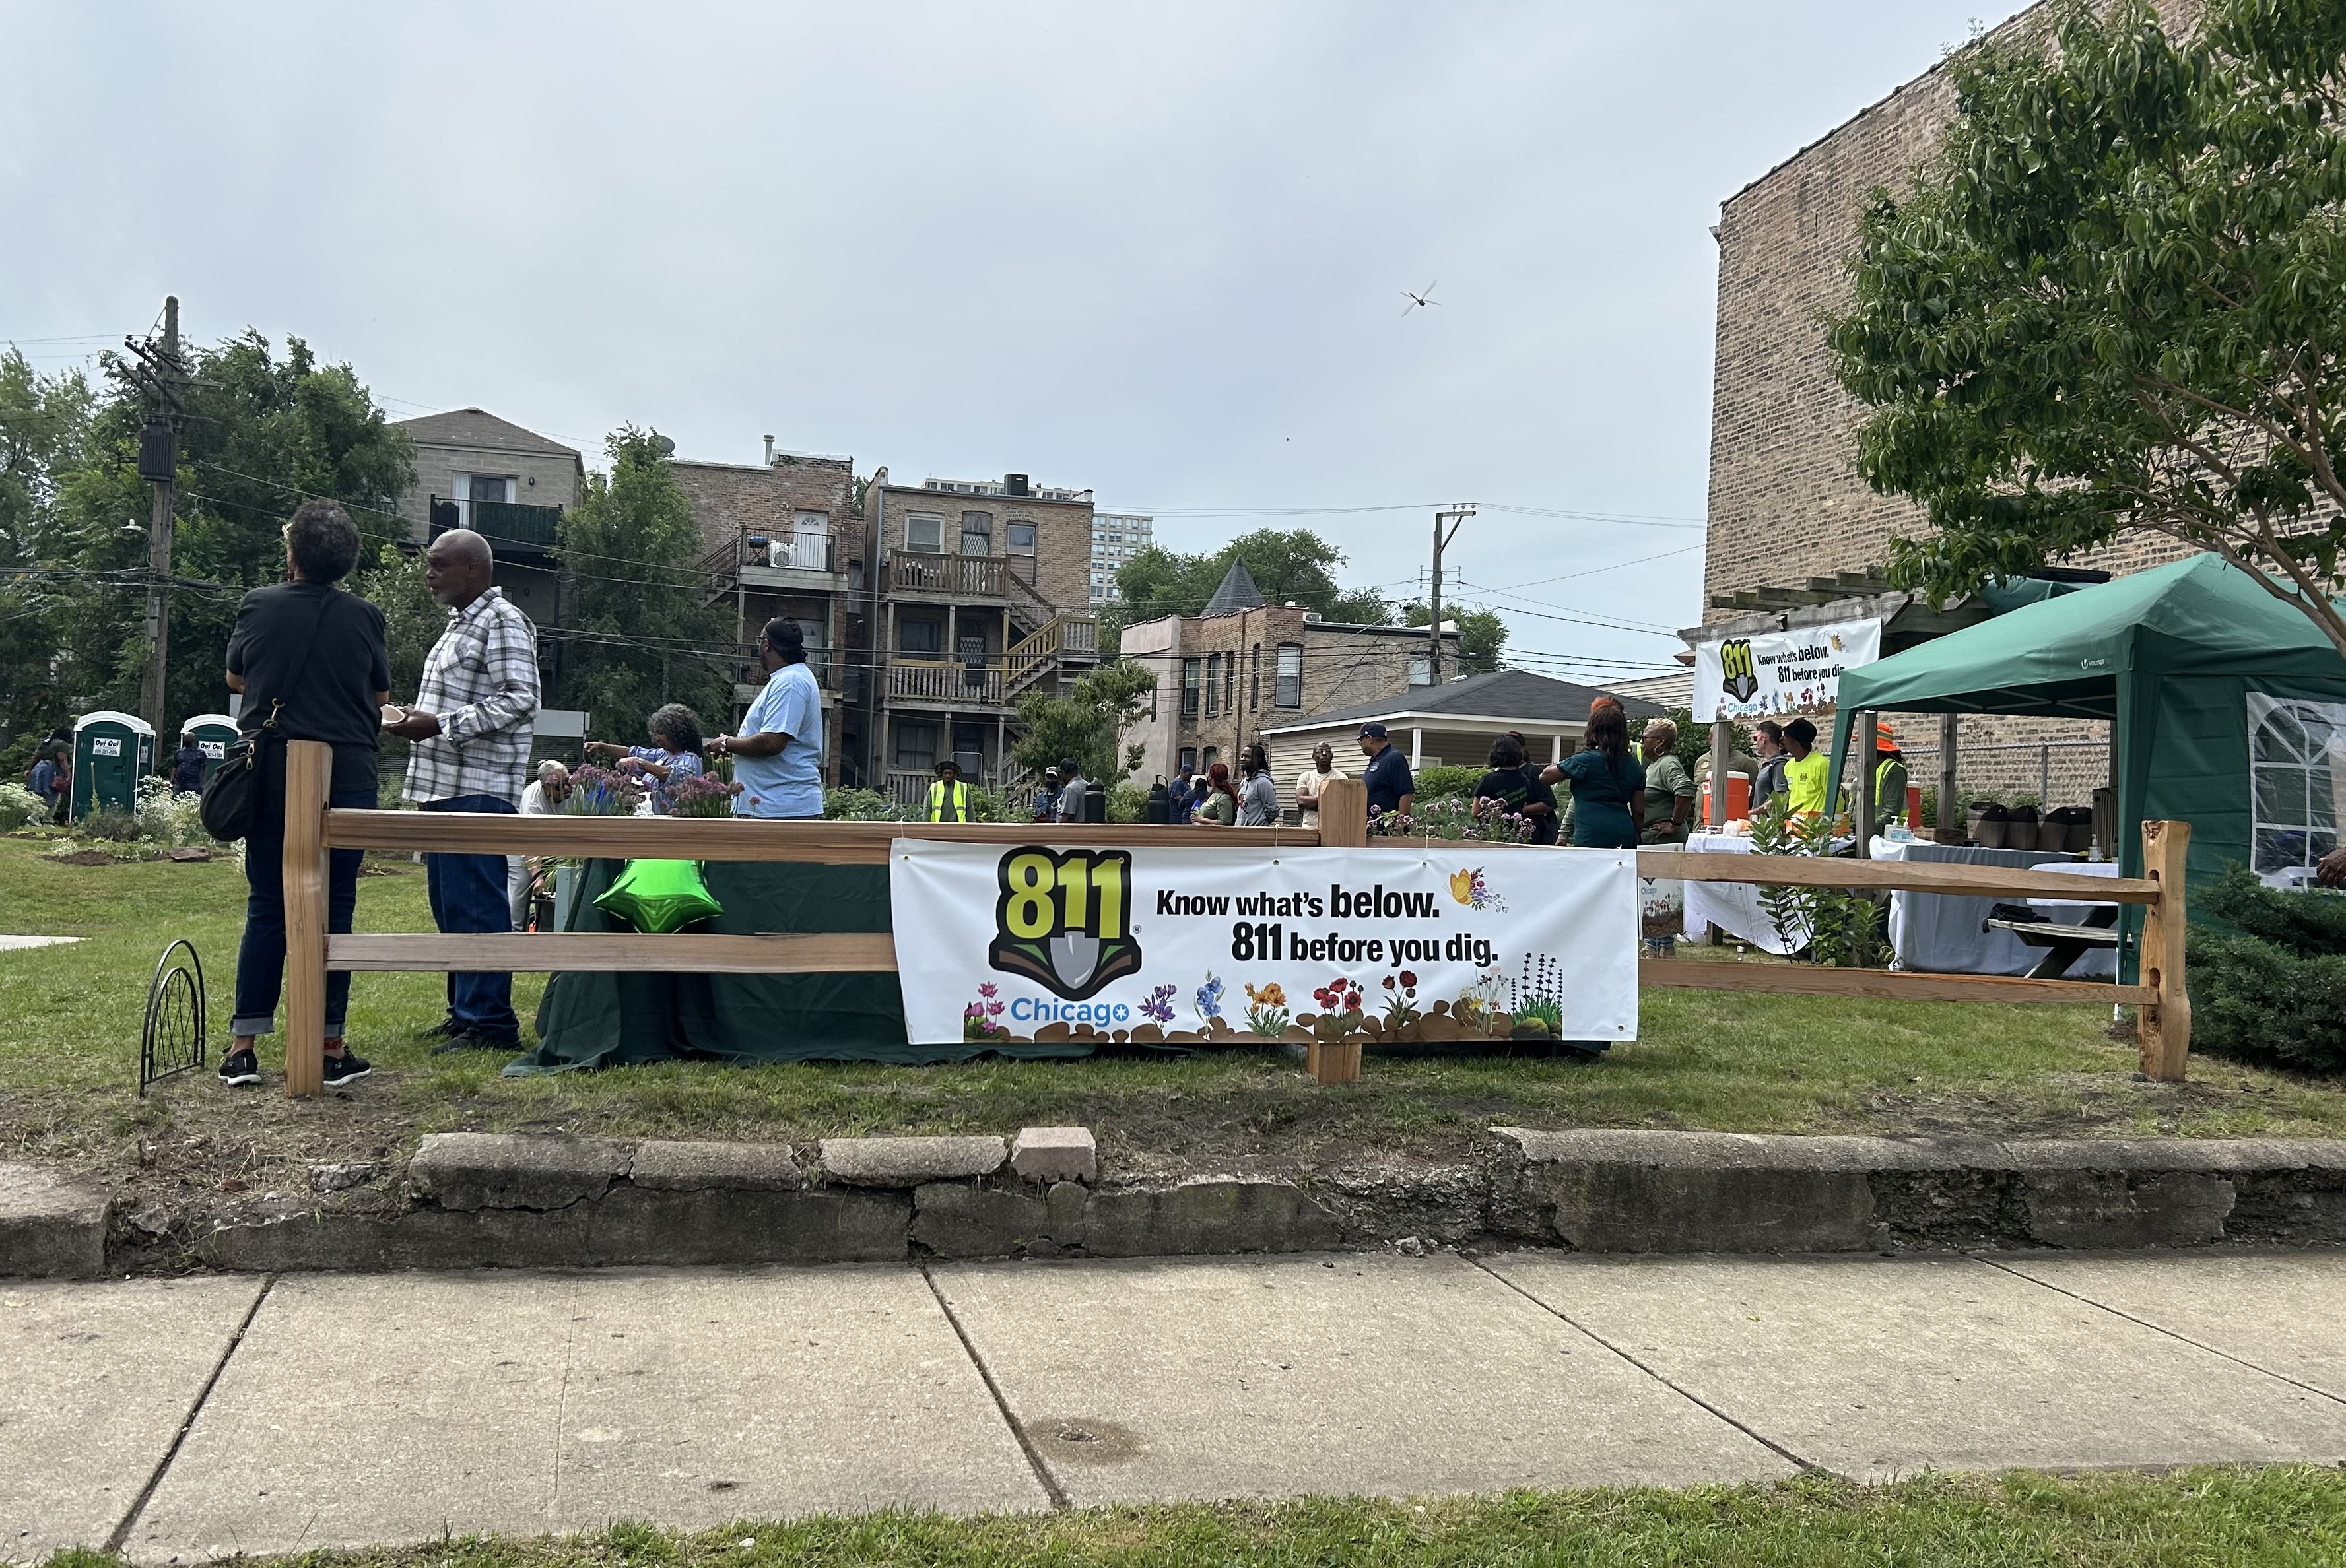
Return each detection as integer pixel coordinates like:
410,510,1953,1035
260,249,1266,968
71,710,156,818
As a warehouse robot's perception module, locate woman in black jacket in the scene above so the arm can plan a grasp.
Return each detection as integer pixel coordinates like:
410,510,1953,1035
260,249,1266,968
217,500,391,1090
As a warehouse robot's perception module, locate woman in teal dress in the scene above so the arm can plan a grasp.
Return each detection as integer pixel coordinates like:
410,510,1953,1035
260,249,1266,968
1549,702,1646,849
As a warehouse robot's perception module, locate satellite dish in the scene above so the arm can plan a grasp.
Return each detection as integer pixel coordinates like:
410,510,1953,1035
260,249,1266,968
651,434,677,457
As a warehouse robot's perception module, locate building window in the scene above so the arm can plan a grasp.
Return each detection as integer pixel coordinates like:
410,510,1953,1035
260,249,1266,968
894,721,939,771
900,618,941,655
1249,644,1261,710
1179,746,1197,772
960,511,992,556
1223,654,1236,713
906,513,944,553
1182,657,1201,719
1409,654,1433,686
1202,746,1219,771
1275,643,1302,707
1205,653,1221,717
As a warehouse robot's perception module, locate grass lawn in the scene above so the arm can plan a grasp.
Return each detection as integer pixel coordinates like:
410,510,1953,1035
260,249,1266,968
39,1468,2346,1567
4,833,2345,1206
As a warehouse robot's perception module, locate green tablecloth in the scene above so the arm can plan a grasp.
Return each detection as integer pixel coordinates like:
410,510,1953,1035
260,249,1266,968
505,859,1096,1074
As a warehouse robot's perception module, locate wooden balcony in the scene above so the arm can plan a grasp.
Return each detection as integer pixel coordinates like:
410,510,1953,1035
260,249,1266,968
887,659,1005,707
891,552,1004,598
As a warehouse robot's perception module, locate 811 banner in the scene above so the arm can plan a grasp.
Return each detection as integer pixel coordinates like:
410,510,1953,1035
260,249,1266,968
888,840,1637,1048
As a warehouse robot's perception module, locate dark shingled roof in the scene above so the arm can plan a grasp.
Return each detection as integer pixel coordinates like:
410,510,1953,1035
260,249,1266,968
1200,558,1267,616
393,408,581,461
1262,669,1669,732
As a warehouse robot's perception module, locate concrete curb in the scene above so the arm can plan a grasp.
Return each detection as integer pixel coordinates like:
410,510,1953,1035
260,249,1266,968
0,1163,113,1278
15,1130,2346,1278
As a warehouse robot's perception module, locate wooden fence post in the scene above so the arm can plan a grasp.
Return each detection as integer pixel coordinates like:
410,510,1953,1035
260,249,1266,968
1308,777,1366,1084
283,738,332,1098
1316,777,1367,849
2137,818,2191,1083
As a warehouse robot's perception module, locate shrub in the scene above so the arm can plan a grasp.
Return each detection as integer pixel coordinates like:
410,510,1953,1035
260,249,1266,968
0,783,46,832
1106,782,1148,824
1411,765,1482,803
81,810,140,842
134,777,212,847
2188,866,2346,1075
823,787,906,822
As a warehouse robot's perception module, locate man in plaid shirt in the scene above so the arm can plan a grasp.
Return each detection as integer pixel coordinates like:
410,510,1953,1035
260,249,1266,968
385,529,539,1051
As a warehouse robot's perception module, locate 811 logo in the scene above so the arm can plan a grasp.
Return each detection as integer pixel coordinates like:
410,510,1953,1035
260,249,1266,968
989,847,1144,1000
1718,637,1759,703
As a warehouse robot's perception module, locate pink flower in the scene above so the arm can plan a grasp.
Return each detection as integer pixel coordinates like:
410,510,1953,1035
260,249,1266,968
979,982,998,998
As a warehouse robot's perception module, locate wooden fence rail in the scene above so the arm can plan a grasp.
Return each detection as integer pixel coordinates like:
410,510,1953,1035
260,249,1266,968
274,745,2190,1095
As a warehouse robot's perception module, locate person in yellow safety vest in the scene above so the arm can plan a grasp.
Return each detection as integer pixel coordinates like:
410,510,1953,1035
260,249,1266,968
1871,721,1909,833
925,759,972,822
1778,716,1829,814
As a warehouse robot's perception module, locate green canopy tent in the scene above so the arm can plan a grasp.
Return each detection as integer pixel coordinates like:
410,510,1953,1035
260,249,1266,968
1824,554,2346,924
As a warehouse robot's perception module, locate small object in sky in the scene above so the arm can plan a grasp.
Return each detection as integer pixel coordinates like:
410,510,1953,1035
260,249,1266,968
1400,282,1441,316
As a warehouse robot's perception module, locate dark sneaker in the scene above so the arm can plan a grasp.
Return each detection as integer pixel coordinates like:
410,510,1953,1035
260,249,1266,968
217,1048,261,1087
321,1050,372,1087
430,1029,519,1055
414,1017,466,1042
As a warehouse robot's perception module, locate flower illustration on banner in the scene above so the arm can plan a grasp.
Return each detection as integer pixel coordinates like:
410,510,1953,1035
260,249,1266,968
1244,981,1290,1036
1379,969,1421,1029
1139,983,1178,1025
1311,977,1367,1034
961,981,1009,1041
1449,867,1505,911
1194,971,1226,1028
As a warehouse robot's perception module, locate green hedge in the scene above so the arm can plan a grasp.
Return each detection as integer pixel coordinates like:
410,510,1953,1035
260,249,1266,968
1411,765,1483,802
2187,867,2346,1075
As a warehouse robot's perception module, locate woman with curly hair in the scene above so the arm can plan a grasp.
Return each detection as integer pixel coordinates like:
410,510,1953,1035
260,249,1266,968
585,702,706,812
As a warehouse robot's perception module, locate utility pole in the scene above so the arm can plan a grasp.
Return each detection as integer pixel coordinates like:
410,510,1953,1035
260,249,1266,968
127,297,186,738
1427,502,1473,682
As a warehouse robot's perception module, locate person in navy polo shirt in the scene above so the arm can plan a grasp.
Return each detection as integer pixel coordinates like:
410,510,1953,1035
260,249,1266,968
1357,722,1415,825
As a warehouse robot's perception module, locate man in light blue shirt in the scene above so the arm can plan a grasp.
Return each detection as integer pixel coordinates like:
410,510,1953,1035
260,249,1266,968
710,618,824,818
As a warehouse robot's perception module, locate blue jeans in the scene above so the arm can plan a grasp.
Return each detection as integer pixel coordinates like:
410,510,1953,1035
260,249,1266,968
233,751,373,1039
424,795,521,1043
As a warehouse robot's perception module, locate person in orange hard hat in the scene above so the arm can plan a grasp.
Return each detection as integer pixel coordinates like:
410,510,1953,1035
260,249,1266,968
1867,721,1908,835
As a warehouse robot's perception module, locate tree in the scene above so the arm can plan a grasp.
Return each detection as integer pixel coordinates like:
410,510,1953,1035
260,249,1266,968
1829,0,2346,654
1401,600,1509,673
0,349,94,752
1010,661,1158,787
1112,527,1393,630
36,331,411,743
554,427,737,740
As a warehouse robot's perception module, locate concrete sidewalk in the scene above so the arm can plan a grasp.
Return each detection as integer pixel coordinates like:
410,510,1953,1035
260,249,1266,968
7,1249,2344,1563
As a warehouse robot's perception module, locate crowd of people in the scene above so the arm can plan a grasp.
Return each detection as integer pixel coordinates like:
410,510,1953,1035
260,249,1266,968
201,500,830,1093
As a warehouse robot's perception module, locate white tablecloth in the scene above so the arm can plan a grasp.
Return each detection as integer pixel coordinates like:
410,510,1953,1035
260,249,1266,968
1874,837,2120,979
1683,833,2120,974
1681,833,1807,954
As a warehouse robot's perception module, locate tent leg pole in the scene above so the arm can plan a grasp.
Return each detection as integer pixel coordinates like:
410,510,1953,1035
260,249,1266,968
1937,713,1961,843
1851,709,1873,857
1708,720,1731,830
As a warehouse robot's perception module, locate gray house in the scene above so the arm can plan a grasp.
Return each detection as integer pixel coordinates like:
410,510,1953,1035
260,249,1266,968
393,408,583,632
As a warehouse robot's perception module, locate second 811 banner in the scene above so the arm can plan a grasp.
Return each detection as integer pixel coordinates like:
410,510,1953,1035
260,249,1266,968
887,839,1638,1047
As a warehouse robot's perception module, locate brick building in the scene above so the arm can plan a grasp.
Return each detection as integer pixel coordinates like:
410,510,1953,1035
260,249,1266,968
392,408,582,633
1120,560,1459,784
1702,0,2202,807
858,470,1101,799
674,439,865,785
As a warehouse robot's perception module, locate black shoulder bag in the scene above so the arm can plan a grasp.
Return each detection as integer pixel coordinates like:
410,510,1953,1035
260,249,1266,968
200,595,337,842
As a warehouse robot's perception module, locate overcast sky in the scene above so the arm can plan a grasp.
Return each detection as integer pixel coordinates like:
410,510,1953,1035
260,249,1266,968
1,1,2023,681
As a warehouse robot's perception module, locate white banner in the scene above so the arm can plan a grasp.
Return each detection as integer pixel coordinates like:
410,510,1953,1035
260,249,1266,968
888,841,1638,1047
1692,616,1881,723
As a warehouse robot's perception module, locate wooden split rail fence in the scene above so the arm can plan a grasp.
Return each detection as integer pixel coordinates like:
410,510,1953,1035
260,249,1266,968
274,742,2191,1097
